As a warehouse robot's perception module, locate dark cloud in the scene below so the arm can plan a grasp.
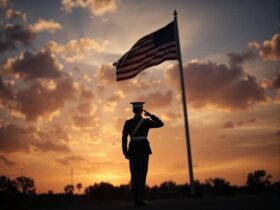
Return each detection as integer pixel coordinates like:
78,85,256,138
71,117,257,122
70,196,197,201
75,101,96,115
13,77,76,121
0,154,17,166
165,58,267,111
56,155,85,165
227,50,255,67
0,124,33,153
0,23,35,52
32,140,70,153
0,124,71,153
222,121,235,129
0,75,14,106
271,73,280,89
259,34,280,61
3,50,62,80
135,90,173,110
36,124,70,143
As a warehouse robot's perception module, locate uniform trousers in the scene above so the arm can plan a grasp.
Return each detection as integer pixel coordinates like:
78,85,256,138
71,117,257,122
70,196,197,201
129,154,149,202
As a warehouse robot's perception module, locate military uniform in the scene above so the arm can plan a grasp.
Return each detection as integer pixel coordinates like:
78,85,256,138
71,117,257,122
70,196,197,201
122,107,164,204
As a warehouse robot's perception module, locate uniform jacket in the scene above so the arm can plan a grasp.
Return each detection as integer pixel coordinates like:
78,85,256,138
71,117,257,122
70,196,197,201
122,114,164,156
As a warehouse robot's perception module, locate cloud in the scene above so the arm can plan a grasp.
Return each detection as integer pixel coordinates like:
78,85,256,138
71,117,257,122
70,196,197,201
0,154,17,166
77,83,95,100
2,50,63,80
0,124,71,153
95,64,163,93
44,38,109,62
0,75,14,107
275,90,280,104
36,124,70,143
32,140,70,153
161,111,181,122
248,41,260,49
260,72,280,102
0,23,35,52
271,72,280,89
12,77,76,121
75,101,97,115
227,50,255,67
165,58,267,111
61,0,117,16
72,115,99,130
134,90,173,110
102,90,125,112
56,155,84,165
29,19,62,33
222,121,235,129
106,90,125,102
6,9,27,22
259,34,280,61
0,124,32,153
0,0,8,7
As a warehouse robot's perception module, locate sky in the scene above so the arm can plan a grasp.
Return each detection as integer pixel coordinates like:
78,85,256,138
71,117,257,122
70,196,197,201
0,0,279,193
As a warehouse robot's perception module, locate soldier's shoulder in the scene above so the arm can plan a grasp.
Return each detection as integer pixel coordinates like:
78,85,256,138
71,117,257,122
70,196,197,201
125,118,135,124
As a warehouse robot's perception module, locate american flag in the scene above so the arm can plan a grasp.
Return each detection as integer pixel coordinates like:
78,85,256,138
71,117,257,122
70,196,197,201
114,21,178,81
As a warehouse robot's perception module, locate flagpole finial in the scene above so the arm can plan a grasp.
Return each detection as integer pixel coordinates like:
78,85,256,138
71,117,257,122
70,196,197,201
173,10,177,18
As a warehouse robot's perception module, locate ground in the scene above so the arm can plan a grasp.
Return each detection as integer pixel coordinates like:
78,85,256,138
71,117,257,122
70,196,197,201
44,194,279,210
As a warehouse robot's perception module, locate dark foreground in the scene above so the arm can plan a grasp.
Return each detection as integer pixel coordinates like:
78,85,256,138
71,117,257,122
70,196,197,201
44,194,279,210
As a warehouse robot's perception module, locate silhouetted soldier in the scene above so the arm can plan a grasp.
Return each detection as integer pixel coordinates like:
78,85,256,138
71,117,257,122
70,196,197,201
122,102,164,206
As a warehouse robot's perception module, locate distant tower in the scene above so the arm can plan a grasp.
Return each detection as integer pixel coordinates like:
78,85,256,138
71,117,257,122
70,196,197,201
71,168,74,186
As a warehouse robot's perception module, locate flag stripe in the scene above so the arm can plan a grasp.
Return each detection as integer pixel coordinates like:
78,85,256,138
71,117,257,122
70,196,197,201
128,37,154,55
117,50,177,79
125,44,155,63
117,54,177,81
117,42,176,74
117,48,177,78
117,51,177,78
119,41,176,69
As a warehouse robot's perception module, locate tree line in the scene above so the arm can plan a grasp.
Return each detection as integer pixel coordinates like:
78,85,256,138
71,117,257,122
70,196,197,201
1,169,279,209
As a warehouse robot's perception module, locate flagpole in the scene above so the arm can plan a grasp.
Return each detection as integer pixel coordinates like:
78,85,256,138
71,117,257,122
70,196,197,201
173,10,195,196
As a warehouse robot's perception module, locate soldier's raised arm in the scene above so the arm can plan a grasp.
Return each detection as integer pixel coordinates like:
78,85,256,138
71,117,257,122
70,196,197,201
122,121,129,159
144,110,164,128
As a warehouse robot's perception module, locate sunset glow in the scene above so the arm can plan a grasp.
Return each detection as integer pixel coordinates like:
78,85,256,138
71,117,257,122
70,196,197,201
0,0,279,193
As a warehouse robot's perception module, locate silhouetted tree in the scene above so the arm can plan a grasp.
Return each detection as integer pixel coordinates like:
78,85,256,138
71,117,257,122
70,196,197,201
206,177,230,188
76,183,82,194
0,175,19,195
15,176,36,194
159,181,177,197
205,177,230,195
64,184,74,195
85,182,115,199
246,169,271,192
